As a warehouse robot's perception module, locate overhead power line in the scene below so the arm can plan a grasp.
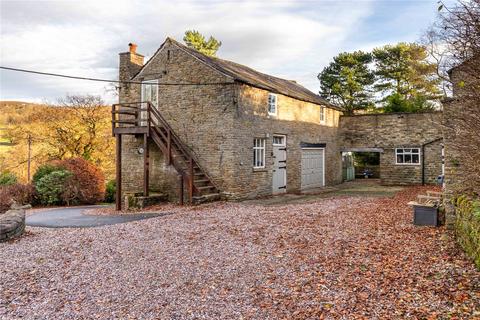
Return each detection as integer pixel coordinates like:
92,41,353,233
0,66,232,86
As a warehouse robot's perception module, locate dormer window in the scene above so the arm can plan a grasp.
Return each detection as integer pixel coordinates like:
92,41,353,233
268,93,277,116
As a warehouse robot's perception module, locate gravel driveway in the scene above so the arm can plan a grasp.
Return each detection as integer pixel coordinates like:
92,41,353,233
1,186,479,319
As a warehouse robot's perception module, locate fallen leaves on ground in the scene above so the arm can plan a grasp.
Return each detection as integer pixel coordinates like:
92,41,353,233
1,186,479,319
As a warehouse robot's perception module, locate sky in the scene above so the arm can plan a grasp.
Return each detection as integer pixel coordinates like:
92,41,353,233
0,0,450,103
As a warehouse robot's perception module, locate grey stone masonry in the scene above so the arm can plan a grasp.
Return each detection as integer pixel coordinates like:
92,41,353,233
118,39,342,201
117,38,446,202
339,112,444,185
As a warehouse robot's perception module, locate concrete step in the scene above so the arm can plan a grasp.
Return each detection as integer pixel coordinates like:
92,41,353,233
192,193,221,204
427,191,443,197
125,193,168,209
416,194,441,206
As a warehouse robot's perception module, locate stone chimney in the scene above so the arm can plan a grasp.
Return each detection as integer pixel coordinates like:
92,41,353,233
119,43,144,82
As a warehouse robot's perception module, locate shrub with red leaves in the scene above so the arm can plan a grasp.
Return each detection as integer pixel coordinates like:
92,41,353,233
52,158,105,205
0,184,36,213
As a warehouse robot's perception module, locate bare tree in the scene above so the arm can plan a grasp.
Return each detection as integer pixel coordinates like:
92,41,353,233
426,0,480,195
44,95,110,161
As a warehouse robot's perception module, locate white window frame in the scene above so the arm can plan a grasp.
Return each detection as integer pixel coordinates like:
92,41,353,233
395,148,421,165
272,135,286,147
320,106,326,123
253,138,266,168
267,93,277,116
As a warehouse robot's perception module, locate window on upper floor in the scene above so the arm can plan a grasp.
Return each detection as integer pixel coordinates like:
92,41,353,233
320,106,326,123
268,93,277,116
396,148,421,165
253,138,266,168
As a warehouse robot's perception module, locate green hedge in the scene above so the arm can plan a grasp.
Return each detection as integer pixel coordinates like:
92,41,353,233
35,170,72,205
0,171,17,186
454,195,480,269
104,180,116,203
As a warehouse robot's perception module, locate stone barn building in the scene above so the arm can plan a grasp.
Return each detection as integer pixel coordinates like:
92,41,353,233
113,38,444,208
115,38,344,206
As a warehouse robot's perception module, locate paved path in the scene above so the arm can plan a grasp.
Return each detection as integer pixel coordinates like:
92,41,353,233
243,180,405,206
26,206,167,228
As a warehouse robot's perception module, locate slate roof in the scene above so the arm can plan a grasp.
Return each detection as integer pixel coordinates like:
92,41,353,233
137,38,342,111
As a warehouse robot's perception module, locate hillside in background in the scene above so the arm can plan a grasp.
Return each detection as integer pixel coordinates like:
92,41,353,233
0,101,49,177
0,101,49,140
0,100,115,183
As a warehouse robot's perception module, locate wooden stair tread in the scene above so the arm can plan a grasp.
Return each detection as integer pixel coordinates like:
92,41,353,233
114,102,220,205
197,185,216,190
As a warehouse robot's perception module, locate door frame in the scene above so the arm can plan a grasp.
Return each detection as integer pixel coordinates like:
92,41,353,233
272,134,287,193
300,147,326,189
141,79,159,105
141,79,159,126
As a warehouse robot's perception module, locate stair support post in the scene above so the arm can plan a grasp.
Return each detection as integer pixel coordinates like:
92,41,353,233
146,102,151,137
111,105,116,137
115,134,122,211
167,129,172,165
179,175,184,206
189,158,194,204
143,133,149,197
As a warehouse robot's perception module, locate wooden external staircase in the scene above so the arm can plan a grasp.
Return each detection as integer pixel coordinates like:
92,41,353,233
112,102,220,209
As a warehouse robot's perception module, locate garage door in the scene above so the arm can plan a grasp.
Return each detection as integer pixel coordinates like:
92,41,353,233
301,148,325,190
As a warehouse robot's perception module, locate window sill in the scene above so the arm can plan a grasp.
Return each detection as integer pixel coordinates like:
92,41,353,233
253,167,268,172
395,163,421,166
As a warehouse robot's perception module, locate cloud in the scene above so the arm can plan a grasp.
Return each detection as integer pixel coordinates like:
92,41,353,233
0,0,439,102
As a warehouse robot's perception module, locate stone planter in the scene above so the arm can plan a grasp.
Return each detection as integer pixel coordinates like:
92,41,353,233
0,205,29,242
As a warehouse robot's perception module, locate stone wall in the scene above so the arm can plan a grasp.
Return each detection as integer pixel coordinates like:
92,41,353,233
0,206,26,242
119,40,237,201
443,57,480,196
229,84,343,199
339,112,444,185
118,40,342,201
443,57,480,226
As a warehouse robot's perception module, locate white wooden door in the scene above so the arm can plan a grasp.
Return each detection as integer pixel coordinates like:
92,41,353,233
141,80,158,126
272,135,287,194
301,148,325,190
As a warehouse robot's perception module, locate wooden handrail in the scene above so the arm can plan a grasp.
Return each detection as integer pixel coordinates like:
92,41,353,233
112,101,219,203
112,120,144,124
112,101,145,107
146,102,218,191
147,104,192,158
112,110,138,116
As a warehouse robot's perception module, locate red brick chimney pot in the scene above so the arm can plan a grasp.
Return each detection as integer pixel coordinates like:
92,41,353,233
129,43,138,54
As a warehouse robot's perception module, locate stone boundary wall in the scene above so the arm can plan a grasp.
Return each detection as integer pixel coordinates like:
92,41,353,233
0,205,28,242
